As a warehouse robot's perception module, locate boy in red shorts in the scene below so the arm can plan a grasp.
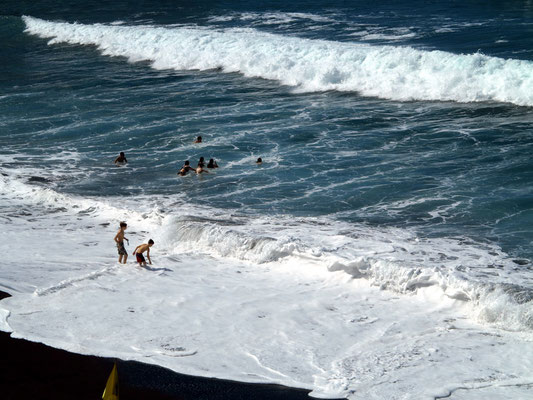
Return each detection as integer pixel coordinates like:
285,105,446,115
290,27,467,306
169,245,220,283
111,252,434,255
133,239,154,267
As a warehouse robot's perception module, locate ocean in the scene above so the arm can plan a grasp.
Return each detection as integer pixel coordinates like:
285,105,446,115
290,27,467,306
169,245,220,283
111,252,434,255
1,1,532,398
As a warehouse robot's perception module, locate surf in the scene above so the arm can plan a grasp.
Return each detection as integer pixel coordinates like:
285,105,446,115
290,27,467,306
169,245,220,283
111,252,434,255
22,16,533,107
1,172,531,332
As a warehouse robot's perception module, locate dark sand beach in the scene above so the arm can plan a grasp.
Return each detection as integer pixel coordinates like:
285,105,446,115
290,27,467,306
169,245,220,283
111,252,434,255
0,291,337,400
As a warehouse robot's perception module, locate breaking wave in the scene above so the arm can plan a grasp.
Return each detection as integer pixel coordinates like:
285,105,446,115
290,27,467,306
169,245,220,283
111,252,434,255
23,16,533,106
161,212,533,332
1,168,532,333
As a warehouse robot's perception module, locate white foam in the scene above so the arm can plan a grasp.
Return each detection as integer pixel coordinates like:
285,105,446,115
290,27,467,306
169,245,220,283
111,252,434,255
1,172,531,332
1,173,532,399
210,11,336,25
359,30,417,41
0,308,11,332
163,211,533,332
22,16,533,107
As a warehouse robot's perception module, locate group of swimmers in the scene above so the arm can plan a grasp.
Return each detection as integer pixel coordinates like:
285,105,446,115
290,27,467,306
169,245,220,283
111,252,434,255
112,137,263,266
114,221,154,267
114,137,264,175
178,156,218,176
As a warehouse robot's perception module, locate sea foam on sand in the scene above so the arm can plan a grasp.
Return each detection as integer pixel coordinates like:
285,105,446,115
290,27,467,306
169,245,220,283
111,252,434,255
1,174,532,399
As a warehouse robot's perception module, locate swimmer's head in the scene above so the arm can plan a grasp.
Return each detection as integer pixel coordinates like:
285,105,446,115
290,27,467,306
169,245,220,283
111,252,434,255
148,239,154,246
184,160,190,166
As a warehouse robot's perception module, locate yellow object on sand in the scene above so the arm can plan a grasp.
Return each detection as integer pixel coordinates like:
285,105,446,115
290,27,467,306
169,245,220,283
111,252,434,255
102,362,119,400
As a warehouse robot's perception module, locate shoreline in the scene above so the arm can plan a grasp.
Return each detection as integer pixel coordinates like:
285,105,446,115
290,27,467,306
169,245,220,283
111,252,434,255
0,291,340,400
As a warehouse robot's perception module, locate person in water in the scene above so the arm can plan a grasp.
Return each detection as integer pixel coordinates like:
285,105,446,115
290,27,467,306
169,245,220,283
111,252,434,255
178,160,196,176
133,239,154,267
207,158,218,168
196,163,209,174
194,157,209,174
256,157,262,164
194,136,202,143
114,221,129,264
114,152,128,165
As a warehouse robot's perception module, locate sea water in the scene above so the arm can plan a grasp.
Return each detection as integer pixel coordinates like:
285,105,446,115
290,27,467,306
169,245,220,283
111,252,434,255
1,1,532,398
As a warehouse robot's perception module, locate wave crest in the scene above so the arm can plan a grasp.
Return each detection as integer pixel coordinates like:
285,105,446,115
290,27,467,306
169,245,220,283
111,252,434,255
22,16,533,106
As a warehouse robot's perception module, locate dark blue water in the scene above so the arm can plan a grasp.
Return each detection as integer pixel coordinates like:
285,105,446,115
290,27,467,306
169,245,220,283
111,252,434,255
1,0,533,262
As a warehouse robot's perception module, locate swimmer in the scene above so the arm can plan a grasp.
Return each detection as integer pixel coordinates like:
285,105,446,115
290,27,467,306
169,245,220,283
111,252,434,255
178,160,196,176
207,158,218,168
133,239,154,267
256,157,262,164
114,152,128,165
196,164,209,174
194,136,202,143
197,157,205,168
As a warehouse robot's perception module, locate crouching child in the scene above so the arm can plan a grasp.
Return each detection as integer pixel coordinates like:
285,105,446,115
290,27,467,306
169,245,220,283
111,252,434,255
133,239,154,267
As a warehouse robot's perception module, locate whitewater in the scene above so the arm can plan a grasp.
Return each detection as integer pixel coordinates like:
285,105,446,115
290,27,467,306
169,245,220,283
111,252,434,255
1,7,533,400
22,16,533,106
1,168,532,399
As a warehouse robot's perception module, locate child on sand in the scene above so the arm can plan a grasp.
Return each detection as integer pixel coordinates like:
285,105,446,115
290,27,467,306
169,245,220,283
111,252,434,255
133,239,154,267
114,222,129,264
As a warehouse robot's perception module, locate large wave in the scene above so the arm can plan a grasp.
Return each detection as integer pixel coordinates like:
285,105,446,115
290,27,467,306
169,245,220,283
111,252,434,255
23,16,533,107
